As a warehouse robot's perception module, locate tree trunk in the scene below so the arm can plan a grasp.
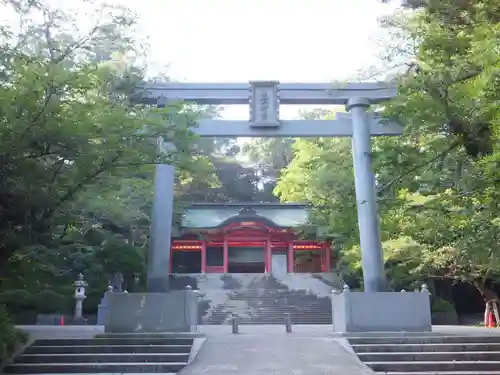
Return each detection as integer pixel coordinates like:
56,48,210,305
475,280,500,327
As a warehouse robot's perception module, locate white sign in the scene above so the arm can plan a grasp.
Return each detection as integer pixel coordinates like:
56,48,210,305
250,81,279,127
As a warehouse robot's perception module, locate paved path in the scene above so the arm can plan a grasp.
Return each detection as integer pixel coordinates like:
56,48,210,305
179,331,373,375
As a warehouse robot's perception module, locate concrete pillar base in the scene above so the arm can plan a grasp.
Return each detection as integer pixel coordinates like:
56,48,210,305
332,291,431,333
104,292,198,333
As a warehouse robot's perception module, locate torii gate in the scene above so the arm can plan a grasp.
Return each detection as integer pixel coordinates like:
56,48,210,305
138,81,402,294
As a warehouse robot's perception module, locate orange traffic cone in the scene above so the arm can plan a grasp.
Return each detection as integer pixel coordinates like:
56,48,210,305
59,315,65,326
488,312,495,328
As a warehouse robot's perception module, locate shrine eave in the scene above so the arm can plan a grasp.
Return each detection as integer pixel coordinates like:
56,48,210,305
185,202,311,208
180,202,311,229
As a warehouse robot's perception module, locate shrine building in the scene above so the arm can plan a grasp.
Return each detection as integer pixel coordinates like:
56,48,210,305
170,203,332,274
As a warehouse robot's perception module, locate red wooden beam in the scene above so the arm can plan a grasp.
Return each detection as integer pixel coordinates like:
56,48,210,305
223,238,228,273
324,243,331,272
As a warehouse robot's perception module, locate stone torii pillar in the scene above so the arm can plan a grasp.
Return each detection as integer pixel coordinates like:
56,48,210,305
148,164,174,292
347,98,386,293
148,97,175,293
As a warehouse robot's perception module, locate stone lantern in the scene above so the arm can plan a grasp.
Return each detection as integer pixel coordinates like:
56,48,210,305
74,273,88,320
132,273,141,292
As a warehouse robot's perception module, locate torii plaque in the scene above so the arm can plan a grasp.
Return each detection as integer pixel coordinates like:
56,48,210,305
249,81,280,128
138,81,402,294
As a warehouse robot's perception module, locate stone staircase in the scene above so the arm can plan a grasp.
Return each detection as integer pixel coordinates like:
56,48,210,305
203,287,332,324
3,333,194,374
349,334,500,375
198,274,333,325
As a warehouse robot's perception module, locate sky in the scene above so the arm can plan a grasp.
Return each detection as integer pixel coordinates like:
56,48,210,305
1,0,400,119
121,0,399,119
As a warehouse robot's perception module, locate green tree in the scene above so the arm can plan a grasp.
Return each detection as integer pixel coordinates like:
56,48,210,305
0,0,198,274
380,0,500,297
276,0,500,305
242,138,294,178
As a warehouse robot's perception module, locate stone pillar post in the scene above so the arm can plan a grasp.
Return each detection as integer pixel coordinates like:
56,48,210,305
148,164,175,292
201,241,207,273
265,237,272,273
287,241,294,273
147,96,176,292
347,98,386,292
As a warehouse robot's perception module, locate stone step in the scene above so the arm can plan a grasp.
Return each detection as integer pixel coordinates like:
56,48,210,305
206,310,329,313
200,321,331,325
214,309,332,313
345,332,444,338
232,289,295,293
209,303,331,306
228,299,331,302
206,312,331,317
205,313,332,318
228,293,331,298
204,317,332,322
210,309,331,312
200,319,331,324
14,353,189,364
2,362,187,373
205,315,331,318
204,315,332,319
228,295,331,298
32,337,194,346
352,343,500,353
203,319,332,323
379,374,500,375
359,351,500,362
202,319,332,323
202,315,332,324
229,299,331,305
24,344,192,354
348,336,500,345
95,333,200,339
217,301,331,305
228,304,331,308
228,305,330,309
227,297,330,302
367,360,500,372
206,312,332,316
206,312,332,317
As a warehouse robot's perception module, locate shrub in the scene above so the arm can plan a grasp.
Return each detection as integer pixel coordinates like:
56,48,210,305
34,290,71,314
432,298,457,313
0,290,34,311
0,305,28,367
